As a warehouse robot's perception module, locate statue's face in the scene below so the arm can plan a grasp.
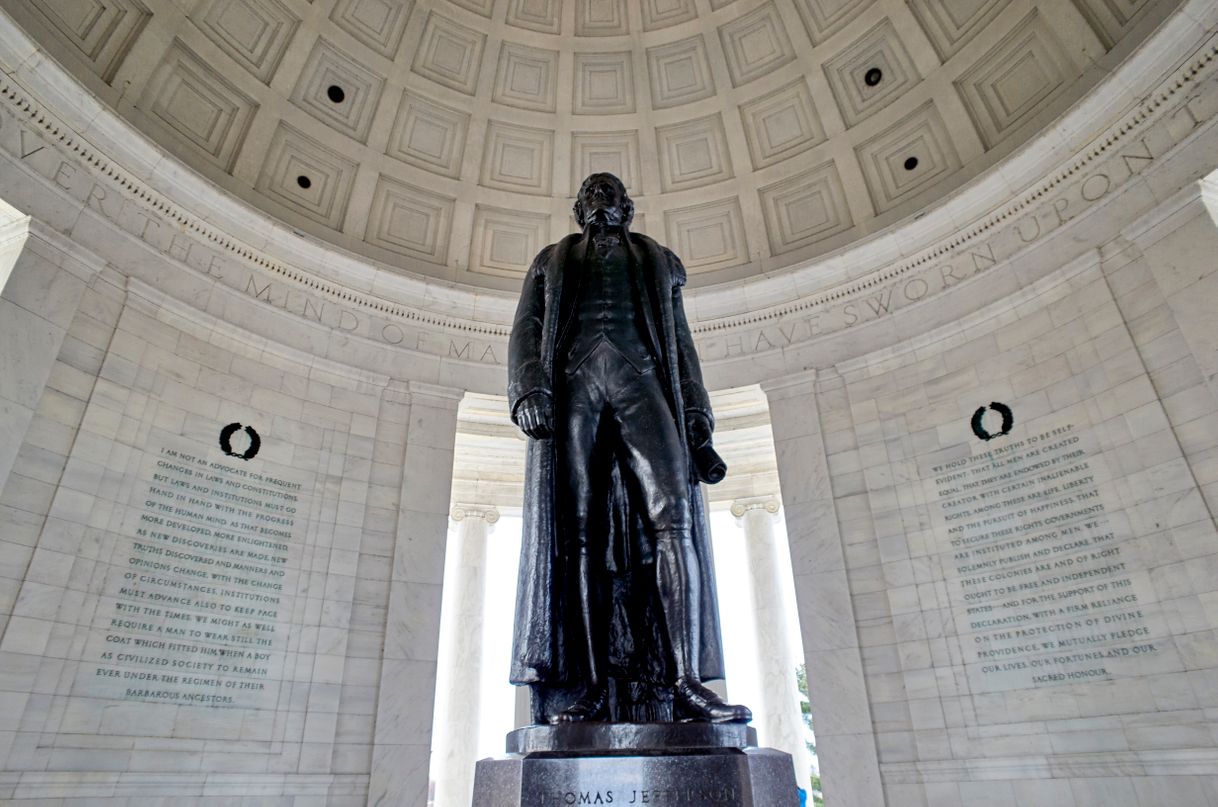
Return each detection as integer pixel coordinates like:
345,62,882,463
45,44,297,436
578,174,627,228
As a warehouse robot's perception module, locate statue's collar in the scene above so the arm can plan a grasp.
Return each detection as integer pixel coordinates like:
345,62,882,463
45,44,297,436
594,232,624,254
583,225,624,246
571,228,635,264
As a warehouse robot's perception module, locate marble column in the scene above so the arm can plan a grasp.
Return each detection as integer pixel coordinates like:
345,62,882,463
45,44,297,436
761,370,885,807
731,495,814,786
0,217,103,493
432,503,499,807
369,382,464,807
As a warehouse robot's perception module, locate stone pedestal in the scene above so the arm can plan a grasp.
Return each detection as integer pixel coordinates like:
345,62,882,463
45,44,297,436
472,724,799,806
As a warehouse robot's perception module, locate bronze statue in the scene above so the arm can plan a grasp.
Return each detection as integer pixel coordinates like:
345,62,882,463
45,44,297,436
507,173,751,725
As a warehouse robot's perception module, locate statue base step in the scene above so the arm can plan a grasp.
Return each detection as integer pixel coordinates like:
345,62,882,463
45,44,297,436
506,722,757,755
472,724,799,806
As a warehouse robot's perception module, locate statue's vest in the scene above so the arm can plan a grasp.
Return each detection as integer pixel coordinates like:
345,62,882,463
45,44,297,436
560,239,657,374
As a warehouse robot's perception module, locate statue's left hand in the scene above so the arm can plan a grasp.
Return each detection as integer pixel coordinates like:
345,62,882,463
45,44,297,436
686,412,712,449
517,393,554,440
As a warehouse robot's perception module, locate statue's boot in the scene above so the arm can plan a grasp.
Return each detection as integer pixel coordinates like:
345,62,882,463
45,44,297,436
674,677,751,723
656,530,753,724
552,549,609,724
552,686,608,724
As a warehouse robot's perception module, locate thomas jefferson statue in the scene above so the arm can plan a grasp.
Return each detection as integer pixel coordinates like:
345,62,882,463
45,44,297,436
507,173,751,725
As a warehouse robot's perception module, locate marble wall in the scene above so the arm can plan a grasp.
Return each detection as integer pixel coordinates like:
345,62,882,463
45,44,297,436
749,150,1218,806
796,236,1218,805
0,239,456,803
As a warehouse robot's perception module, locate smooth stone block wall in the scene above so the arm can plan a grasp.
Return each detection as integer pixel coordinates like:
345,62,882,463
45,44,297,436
0,276,458,804
797,239,1218,805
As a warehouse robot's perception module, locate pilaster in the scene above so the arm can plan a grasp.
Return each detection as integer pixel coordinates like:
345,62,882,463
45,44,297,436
369,382,464,807
1120,175,1218,520
760,369,885,807
0,217,104,493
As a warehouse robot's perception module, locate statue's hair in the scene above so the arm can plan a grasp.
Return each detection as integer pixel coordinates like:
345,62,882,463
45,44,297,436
573,173,634,229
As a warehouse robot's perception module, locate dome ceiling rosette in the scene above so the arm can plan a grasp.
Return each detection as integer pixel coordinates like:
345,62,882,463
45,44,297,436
0,0,1182,292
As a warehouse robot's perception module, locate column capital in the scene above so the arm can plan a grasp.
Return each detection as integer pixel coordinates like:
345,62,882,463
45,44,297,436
382,379,413,405
730,495,781,519
1123,176,1218,250
450,503,500,524
759,369,818,401
0,215,106,283
406,380,466,409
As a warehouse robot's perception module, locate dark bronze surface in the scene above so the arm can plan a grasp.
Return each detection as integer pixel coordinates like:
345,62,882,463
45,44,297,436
506,723,758,756
473,748,799,806
507,173,750,726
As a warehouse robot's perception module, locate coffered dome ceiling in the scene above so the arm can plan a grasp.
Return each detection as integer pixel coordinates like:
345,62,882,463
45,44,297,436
5,0,1180,291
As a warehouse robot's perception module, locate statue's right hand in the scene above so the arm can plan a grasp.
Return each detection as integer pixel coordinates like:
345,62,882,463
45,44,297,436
517,394,554,440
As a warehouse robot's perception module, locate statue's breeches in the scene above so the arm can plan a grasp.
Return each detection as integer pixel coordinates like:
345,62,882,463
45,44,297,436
557,341,692,547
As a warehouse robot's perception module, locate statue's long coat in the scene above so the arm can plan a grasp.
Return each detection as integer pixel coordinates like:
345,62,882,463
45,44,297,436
507,230,726,688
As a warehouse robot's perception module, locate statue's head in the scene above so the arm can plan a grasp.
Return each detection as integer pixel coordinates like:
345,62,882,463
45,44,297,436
573,172,633,230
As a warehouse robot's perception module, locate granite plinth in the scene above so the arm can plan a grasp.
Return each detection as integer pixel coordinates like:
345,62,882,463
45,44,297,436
473,725,798,806
473,747,797,806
